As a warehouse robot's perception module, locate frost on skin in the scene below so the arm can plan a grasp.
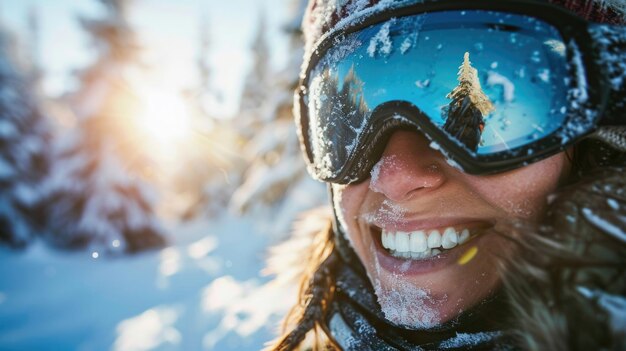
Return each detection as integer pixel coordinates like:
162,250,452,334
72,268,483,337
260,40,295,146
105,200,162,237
373,274,443,329
369,155,398,193
368,230,444,329
361,199,408,228
368,155,390,189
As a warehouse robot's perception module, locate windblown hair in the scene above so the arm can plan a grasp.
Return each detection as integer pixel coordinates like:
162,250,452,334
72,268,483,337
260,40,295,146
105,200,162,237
265,208,340,351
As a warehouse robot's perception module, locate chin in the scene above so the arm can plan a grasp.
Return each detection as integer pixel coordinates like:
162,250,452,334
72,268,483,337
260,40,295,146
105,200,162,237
354,218,508,328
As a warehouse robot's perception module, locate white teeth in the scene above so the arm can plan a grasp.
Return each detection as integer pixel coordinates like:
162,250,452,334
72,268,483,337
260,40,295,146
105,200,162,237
410,230,427,252
427,230,441,248
382,227,475,260
395,232,410,253
383,231,395,250
459,228,470,244
441,227,458,249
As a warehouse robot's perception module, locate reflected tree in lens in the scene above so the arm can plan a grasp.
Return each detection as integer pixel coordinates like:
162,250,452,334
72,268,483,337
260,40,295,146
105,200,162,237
316,65,369,168
339,65,369,123
443,52,494,151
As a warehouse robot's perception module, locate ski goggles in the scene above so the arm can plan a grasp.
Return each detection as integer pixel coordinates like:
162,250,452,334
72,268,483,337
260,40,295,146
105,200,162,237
295,0,626,184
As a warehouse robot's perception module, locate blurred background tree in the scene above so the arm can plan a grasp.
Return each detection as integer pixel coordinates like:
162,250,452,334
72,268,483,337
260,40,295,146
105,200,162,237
0,0,325,349
38,0,166,254
0,0,323,251
229,0,325,239
0,27,51,248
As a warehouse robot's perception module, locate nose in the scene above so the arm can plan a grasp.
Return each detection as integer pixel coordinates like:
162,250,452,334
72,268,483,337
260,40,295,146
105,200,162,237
369,130,446,202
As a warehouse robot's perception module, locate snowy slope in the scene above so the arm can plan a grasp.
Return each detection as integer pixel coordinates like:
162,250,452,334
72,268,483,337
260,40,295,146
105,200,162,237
0,212,296,351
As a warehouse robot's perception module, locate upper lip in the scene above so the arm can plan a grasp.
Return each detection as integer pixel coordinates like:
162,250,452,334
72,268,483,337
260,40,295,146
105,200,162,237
367,217,494,232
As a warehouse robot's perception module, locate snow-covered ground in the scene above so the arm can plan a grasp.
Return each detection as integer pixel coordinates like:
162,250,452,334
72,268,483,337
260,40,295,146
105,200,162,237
0,212,295,351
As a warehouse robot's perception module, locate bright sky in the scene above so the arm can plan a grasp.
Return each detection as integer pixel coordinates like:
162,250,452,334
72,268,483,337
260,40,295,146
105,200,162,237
0,0,292,117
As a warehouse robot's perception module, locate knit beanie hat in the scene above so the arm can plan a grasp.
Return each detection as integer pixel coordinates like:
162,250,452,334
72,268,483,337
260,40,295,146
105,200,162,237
303,0,625,53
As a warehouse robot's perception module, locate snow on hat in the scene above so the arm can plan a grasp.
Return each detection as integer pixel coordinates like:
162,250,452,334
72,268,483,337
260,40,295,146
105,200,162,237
302,0,626,58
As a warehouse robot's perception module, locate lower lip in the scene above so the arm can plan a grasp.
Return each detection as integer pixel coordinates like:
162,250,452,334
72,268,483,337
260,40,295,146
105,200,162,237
373,231,491,275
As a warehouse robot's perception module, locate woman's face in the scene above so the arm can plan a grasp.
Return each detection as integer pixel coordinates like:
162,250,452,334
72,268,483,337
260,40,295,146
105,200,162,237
333,130,571,328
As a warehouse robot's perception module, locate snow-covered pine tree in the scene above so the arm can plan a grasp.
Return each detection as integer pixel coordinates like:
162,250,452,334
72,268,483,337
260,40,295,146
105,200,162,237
0,28,50,248
443,52,494,151
239,12,271,129
40,0,166,254
230,0,326,238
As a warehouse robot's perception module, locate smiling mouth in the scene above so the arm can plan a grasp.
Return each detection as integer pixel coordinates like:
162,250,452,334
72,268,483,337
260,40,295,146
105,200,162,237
371,225,489,260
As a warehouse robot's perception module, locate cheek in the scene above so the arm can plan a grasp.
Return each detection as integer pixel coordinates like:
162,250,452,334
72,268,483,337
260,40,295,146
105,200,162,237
332,182,370,233
465,154,568,219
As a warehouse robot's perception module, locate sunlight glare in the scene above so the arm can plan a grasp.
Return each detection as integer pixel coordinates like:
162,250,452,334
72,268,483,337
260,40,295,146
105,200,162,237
138,89,191,145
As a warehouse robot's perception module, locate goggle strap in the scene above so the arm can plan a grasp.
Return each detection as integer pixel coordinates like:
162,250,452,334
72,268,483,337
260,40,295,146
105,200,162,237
589,24,626,126
591,127,626,152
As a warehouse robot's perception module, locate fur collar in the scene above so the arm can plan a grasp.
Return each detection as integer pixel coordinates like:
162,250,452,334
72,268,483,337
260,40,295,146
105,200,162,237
501,167,626,350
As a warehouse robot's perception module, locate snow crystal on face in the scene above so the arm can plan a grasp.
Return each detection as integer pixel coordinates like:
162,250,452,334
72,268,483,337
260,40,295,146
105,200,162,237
438,331,502,348
360,197,409,231
369,155,412,200
367,19,395,58
369,155,390,187
374,277,442,329
487,71,515,102
399,259,412,273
